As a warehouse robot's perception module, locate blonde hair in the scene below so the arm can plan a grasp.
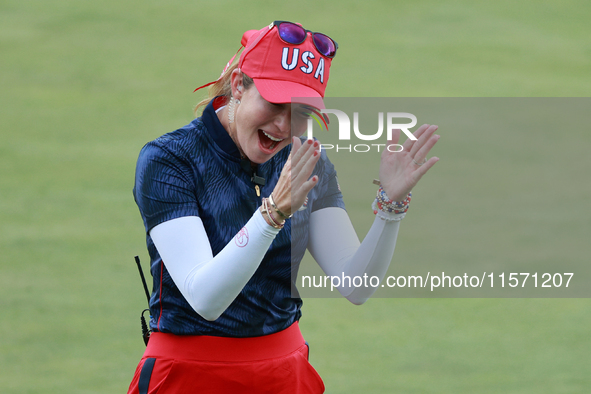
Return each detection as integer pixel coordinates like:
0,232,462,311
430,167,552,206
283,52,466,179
194,63,254,116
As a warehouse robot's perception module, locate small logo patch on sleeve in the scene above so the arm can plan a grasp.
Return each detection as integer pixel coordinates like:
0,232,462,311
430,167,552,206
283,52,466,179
235,227,249,247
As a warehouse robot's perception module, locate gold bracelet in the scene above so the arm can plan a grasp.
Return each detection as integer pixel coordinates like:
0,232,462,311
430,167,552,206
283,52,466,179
268,193,292,219
260,198,284,229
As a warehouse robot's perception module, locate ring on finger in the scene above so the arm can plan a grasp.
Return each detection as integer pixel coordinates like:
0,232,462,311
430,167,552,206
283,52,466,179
412,158,427,166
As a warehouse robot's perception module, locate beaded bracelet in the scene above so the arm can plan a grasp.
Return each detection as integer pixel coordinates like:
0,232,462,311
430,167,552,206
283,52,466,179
371,181,411,221
375,187,412,214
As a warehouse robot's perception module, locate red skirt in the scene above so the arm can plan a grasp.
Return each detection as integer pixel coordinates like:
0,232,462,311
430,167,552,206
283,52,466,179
127,322,325,393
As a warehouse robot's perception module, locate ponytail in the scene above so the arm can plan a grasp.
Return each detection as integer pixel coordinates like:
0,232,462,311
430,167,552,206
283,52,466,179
194,63,254,116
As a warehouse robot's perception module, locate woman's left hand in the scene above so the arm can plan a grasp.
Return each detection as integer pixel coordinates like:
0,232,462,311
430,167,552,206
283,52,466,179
379,124,440,202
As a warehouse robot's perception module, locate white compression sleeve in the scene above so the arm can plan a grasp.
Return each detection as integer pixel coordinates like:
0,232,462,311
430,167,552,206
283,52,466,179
149,210,280,321
307,207,402,304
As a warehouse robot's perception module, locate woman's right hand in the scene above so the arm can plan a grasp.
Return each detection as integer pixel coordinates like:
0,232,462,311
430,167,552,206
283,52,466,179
270,137,321,217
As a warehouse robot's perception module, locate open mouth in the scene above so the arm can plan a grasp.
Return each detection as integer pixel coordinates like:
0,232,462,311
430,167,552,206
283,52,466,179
257,129,285,153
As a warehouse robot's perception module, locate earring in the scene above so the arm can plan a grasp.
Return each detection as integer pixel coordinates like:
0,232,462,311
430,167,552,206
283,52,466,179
228,98,240,124
228,98,235,124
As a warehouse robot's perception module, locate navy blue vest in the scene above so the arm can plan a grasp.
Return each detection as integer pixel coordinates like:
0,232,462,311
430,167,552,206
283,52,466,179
133,98,344,337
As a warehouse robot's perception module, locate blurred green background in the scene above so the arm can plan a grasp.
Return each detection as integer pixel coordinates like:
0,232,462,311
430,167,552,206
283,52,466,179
1,0,590,393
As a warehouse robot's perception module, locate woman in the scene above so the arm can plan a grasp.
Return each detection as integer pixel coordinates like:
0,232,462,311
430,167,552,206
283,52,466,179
128,21,439,393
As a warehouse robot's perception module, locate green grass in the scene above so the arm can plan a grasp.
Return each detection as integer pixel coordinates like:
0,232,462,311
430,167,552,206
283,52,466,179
1,0,590,392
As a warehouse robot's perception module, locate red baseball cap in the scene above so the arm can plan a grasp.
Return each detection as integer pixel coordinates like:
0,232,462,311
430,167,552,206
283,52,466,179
237,23,333,109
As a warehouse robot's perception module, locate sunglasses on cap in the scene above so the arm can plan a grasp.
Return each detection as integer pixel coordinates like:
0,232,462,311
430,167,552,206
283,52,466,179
271,21,338,59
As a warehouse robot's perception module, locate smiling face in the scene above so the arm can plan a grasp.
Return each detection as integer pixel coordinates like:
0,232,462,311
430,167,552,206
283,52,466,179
221,69,313,164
